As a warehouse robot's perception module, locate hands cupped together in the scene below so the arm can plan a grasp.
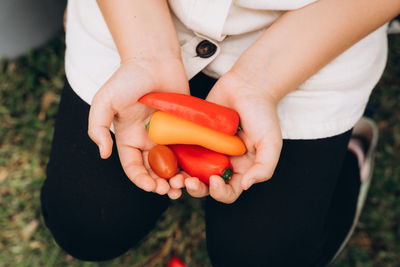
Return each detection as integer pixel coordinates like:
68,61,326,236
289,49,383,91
88,58,283,204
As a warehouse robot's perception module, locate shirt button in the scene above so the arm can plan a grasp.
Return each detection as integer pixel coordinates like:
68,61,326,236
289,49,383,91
196,40,217,58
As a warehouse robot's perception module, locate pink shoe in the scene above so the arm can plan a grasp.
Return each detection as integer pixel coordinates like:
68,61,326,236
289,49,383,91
388,16,400,34
329,117,379,264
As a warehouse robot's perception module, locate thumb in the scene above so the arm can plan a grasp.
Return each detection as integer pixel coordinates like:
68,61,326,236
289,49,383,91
88,92,115,159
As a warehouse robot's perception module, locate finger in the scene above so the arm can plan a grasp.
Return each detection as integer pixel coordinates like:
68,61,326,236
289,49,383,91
230,154,254,174
154,178,170,195
168,188,182,200
145,166,160,179
185,177,209,198
118,144,156,192
241,139,282,190
169,173,185,189
209,174,243,204
88,92,115,159
142,152,162,179
118,123,155,152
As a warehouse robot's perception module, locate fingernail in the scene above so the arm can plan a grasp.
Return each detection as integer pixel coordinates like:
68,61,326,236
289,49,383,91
171,191,178,199
187,184,194,191
210,176,219,189
186,181,196,190
174,191,182,199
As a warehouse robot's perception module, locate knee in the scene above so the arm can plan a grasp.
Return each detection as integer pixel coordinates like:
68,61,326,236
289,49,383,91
45,219,135,261
40,184,140,261
206,228,318,267
40,173,166,261
205,213,319,267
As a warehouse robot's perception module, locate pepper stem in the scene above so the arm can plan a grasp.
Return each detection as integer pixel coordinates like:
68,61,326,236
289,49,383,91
236,125,242,134
220,168,233,183
145,122,150,131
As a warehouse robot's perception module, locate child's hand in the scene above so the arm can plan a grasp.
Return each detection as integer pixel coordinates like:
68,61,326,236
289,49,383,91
88,58,189,196
184,71,283,203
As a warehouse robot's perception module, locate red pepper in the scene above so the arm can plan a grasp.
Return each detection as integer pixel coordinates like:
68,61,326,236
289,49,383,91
167,256,186,267
138,92,239,135
169,144,233,185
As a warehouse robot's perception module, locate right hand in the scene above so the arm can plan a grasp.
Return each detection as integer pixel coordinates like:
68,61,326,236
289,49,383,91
88,57,189,198
183,71,283,203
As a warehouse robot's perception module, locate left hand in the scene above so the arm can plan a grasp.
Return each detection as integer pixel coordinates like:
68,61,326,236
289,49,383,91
88,58,189,197
184,70,283,204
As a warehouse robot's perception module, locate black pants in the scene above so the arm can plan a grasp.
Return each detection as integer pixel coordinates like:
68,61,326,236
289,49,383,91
40,73,360,266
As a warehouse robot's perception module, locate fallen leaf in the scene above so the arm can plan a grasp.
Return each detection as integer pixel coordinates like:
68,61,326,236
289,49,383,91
38,91,56,121
65,254,75,262
29,241,43,249
0,167,8,183
378,120,389,131
21,220,39,241
352,230,373,253
146,236,174,267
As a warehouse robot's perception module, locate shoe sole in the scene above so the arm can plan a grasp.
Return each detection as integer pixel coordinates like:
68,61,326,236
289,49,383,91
328,118,379,265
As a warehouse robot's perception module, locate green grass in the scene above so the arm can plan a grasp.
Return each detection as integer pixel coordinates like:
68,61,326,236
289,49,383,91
0,33,400,267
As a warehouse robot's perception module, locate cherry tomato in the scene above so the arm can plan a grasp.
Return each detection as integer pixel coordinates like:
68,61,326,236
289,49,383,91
167,256,186,267
148,145,178,179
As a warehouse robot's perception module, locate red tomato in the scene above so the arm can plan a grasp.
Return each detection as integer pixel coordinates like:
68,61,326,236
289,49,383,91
148,145,178,179
167,256,186,267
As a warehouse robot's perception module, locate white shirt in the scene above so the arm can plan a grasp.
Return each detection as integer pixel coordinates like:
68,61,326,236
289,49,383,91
65,0,388,139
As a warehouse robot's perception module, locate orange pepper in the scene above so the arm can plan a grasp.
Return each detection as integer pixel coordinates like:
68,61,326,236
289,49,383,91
148,111,246,156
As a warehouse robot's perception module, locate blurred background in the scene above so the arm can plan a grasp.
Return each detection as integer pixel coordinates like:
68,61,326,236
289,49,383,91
0,2,399,266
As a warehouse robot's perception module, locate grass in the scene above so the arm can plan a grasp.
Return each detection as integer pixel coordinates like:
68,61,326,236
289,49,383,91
0,33,399,267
